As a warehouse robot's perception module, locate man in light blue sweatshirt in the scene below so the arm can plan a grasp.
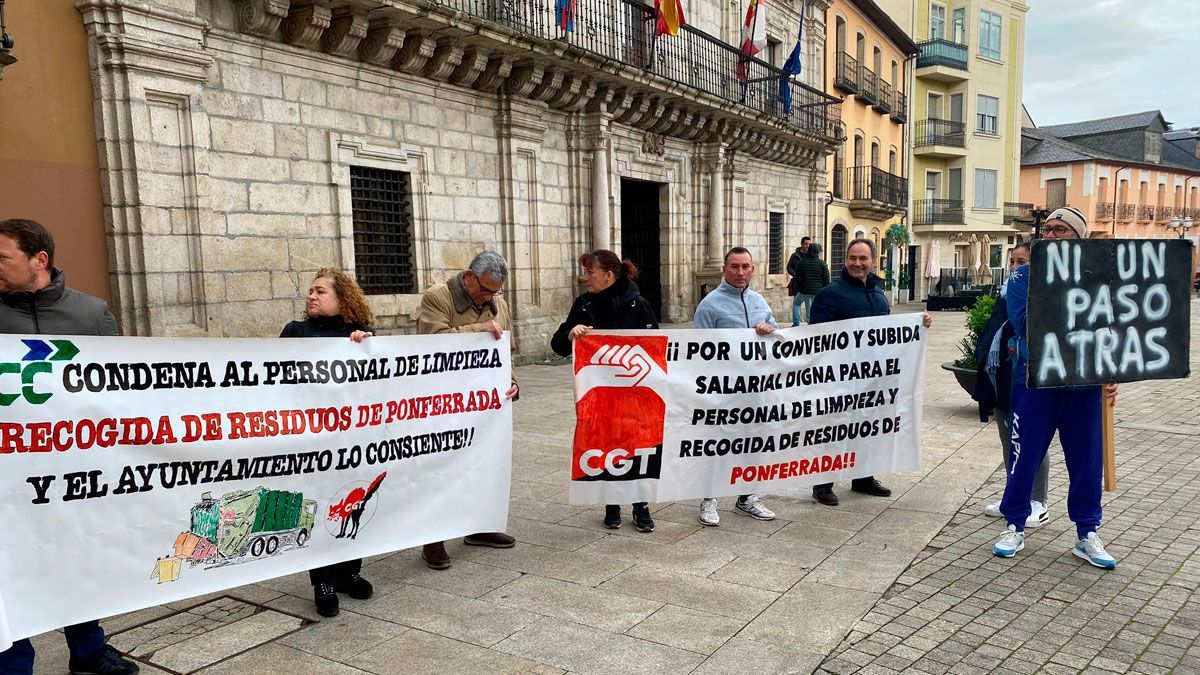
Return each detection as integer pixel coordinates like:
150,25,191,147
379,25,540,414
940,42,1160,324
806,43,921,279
693,247,778,526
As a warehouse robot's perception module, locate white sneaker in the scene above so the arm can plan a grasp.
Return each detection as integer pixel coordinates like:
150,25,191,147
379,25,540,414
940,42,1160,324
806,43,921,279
1026,501,1048,528
983,500,1002,517
992,525,1025,558
699,498,720,526
1073,532,1117,569
734,495,775,521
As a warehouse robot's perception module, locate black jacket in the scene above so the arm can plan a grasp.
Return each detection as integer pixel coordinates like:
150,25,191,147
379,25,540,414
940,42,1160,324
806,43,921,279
280,315,373,339
0,268,118,336
810,268,890,324
788,250,831,296
971,296,1014,421
551,276,659,356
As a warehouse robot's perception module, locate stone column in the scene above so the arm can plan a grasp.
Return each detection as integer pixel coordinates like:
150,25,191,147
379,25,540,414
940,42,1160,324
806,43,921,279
706,148,726,266
590,127,612,251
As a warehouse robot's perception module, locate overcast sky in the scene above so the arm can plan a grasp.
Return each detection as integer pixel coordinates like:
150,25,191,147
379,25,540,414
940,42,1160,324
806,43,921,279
1023,0,1200,129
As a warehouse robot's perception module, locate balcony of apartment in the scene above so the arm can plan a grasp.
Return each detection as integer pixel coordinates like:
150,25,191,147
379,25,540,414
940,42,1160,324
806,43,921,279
834,52,859,96
913,119,967,158
1116,204,1136,222
845,165,907,219
1004,202,1034,227
1154,205,1173,223
915,38,969,83
855,66,879,106
891,90,907,123
226,0,841,162
1095,203,1115,221
1136,204,1155,222
873,80,893,115
913,199,964,227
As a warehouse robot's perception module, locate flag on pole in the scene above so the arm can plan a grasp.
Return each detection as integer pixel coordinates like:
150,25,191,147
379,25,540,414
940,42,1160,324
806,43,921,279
556,0,576,33
738,0,768,80
778,3,804,114
655,0,686,36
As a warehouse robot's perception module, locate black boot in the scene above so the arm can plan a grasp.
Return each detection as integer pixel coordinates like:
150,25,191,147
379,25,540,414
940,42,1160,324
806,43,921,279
813,485,839,506
603,504,622,529
314,581,339,617
68,645,139,675
335,573,373,600
851,477,892,497
632,504,655,533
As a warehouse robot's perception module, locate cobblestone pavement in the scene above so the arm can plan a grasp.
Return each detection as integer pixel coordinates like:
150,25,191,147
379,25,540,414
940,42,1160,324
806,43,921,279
818,301,1200,675
25,301,1200,674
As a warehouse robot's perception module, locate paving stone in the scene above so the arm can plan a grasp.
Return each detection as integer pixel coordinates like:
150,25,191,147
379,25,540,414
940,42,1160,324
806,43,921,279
277,610,408,661
599,564,779,619
625,604,746,655
350,629,563,675
151,610,303,672
482,573,663,632
355,584,539,647
196,643,370,674
495,617,704,674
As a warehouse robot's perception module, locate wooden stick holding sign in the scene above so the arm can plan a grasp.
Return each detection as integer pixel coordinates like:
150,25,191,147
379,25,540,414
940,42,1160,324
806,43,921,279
1027,238,1193,492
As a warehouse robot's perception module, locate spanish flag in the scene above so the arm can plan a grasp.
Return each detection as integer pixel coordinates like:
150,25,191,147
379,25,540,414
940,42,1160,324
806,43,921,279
655,0,686,36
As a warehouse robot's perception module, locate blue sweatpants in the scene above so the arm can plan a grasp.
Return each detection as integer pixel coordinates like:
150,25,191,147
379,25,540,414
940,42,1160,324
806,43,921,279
1001,381,1103,539
0,621,106,674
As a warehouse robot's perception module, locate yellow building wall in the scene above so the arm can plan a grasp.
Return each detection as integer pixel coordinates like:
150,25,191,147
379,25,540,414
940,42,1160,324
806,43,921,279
0,0,110,302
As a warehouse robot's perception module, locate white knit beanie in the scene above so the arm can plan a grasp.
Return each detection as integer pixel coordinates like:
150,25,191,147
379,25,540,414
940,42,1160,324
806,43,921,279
1046,206,1088,239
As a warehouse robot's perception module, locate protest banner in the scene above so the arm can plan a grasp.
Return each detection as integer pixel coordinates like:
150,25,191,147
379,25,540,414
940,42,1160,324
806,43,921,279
0,333,513,650
569,313,927,504
1027,238,1192,388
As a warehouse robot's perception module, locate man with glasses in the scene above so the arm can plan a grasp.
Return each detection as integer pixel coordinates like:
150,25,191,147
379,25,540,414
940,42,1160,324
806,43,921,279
992,206,1119,569
415,250,518,569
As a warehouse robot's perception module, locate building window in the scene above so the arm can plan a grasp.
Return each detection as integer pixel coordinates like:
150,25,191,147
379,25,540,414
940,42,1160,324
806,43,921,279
979,10,1002,59
768,212,784,274
350,165,416,295
974,169,997,208
989,244,1002,267
1047,178,1067,210
871,141,881,168
977,95,999,134
952,7,966,43
930,2,946,40
889,148,898,174
831,224,848,266
1145,131,1162,163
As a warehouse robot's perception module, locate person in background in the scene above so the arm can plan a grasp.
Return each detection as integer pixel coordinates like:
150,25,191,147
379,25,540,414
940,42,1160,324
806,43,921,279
789,243,830,326
971,243,1049,528
991,207,1119,568
693,247,778,526
552,249,659,533
416,251,519,569
0,218,137,675
279,268,376,618
809,238,932,506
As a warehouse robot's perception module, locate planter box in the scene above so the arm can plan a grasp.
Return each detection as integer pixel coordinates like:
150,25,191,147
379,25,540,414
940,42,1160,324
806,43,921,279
941,361,976,396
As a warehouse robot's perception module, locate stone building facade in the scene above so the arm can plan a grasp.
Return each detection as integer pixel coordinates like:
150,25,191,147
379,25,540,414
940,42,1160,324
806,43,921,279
76,0,840,358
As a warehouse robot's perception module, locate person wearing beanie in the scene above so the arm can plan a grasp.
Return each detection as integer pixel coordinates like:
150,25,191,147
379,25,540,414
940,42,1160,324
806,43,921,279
991,206,1120,568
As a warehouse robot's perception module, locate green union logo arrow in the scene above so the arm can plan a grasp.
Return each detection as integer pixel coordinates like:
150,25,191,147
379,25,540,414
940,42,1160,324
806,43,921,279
49,339,79,361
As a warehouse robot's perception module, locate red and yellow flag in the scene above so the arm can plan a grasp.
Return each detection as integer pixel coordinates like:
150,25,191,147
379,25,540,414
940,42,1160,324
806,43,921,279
655,0,686,36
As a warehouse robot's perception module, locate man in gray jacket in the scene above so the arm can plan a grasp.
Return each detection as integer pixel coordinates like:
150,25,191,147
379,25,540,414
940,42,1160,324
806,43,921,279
693,247,777,526
0,219,136,675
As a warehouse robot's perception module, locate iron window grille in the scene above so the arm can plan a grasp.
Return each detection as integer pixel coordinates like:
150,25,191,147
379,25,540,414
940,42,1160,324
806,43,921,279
350,166,417,295
768,212,784,275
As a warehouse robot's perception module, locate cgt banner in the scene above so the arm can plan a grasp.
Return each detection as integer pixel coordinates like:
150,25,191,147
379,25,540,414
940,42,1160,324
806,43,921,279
0,333,513,650
569,313,927,505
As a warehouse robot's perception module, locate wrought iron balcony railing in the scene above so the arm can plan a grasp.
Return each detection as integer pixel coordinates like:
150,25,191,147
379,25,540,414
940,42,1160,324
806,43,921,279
914,198,964,225
856,66,878,104
1096,203,1115,219
891,90,907,123
873,80,892,114
1136,204,1155,221
1117,204,1136,221
1154,205,1172,222
1004,202,1033,223
846,165,907,208
914,119,966,148
834,51,859,95
916,38,969,70
433,0,842,140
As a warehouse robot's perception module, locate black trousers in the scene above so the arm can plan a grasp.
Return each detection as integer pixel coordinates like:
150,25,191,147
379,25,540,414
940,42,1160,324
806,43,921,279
309,558,362,587
813,477,875,492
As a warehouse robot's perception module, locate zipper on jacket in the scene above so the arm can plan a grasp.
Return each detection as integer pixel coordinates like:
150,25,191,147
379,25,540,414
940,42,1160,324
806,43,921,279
739,287,750,328
29,296,40,333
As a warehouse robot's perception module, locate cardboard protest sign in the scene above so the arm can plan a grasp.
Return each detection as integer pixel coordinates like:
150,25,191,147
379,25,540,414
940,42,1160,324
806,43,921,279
569,314,927,504
0,333,512,650
1027,239,1192,388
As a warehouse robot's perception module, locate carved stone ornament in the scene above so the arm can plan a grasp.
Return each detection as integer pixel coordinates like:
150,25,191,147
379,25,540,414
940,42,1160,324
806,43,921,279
236,0,291,37
641,132,666,157
359,19,405,66
322,8,369,58
284,3,333,50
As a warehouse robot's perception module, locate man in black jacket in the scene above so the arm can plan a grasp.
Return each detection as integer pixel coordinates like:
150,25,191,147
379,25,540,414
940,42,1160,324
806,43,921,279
788,243,831,326
808,238,931,507
0,219,137,674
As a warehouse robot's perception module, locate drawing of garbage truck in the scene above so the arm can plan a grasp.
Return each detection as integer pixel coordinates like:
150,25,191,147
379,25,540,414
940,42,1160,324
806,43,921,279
169,487,317,571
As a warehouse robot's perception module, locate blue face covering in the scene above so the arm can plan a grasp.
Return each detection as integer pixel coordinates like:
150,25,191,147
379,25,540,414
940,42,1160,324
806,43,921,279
1000,277,1010,299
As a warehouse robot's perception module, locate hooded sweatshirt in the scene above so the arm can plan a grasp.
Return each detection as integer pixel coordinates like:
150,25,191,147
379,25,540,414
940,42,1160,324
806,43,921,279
693,280,778,330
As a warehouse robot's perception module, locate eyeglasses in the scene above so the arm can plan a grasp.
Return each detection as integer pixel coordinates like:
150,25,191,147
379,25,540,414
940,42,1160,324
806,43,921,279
1042,225,1074,236
475,279,503,297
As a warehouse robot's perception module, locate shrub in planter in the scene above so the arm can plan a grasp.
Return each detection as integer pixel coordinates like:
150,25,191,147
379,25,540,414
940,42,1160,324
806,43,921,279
954,294,997,369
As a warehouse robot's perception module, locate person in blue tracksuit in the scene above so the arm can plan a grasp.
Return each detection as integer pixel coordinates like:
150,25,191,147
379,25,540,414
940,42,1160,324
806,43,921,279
991,207,1119,569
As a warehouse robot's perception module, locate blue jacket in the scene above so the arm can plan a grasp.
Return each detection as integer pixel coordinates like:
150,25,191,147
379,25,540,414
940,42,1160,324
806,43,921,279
1006,263,1031,384
810,268,890,325
694,280,778,329
972,296,1014,420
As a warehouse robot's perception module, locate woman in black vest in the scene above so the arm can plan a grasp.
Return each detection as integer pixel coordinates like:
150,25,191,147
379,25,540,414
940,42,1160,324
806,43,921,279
280,268,375,617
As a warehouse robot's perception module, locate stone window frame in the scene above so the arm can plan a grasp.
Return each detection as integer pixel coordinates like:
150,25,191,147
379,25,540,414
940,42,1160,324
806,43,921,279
766,197,791,288
329,133,432,319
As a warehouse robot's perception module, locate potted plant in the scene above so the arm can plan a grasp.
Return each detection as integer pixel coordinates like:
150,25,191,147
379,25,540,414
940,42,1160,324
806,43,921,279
941,294,996,395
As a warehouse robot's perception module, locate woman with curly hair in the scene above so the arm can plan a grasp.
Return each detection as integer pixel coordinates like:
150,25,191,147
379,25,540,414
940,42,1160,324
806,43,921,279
280,268,374,617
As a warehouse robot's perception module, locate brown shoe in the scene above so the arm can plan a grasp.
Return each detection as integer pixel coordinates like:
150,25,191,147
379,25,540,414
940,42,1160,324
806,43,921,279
463,532,516,548
421,542,452,570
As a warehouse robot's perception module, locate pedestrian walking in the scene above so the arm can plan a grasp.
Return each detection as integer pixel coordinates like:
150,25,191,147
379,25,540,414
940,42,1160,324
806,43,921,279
0,219,137,675
789,243,830,325
415,251,519,569
279,267,376,618
809,238,932,506
971,243,1050,528
551,249,659,532
991,207,1119,569
694,247,778,526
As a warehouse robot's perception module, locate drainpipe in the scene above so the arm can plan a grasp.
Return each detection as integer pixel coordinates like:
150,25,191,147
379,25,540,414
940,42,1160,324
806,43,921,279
1110,164,1130,238
823,190,834,266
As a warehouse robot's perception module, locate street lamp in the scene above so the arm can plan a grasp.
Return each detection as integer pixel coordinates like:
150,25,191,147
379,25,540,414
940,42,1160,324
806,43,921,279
1169,214,1194,239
